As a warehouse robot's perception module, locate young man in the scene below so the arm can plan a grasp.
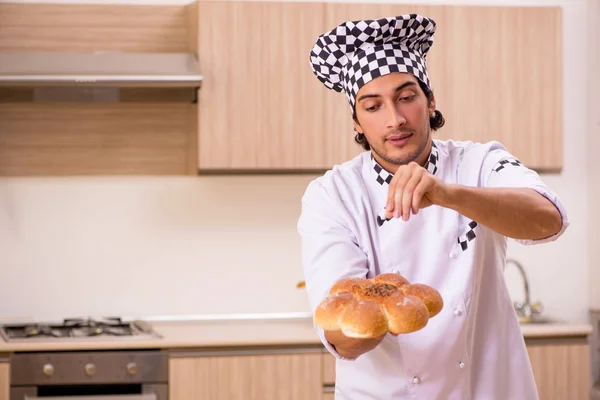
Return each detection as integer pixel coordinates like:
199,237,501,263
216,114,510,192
298,14,568,400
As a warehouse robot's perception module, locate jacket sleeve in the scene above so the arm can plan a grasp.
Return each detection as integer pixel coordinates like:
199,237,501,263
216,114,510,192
297,179,369,359
479,141,569,245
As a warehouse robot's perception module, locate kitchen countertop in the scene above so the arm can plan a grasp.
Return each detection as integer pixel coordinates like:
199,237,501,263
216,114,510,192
0,318,593,353
519,322,593,339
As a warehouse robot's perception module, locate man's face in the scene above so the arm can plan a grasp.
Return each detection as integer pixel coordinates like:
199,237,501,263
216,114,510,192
353,73,435,172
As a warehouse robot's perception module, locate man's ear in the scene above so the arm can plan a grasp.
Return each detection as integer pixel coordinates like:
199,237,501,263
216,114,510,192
428,94,437,117
353,118,363,134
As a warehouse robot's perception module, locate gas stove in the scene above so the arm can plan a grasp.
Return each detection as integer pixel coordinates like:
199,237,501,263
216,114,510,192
0,317,161,342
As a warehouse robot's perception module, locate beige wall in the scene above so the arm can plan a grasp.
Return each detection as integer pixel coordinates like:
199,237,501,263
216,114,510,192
0,0,593,323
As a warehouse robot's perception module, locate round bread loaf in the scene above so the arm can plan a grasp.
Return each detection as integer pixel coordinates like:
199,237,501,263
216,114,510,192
313,273,443,338
401,283,443,318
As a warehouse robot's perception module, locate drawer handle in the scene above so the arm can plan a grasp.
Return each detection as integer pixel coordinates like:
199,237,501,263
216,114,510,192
25,395,157,400
323,384,335,393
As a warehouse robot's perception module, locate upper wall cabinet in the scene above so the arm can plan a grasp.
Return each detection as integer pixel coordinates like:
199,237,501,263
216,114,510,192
196,1,563,172
0,1,563,176
0,2,200,177
196,1,340,171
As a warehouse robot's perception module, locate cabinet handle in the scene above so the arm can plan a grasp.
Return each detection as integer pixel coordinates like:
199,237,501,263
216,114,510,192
25,395,157,400
323,384,335,393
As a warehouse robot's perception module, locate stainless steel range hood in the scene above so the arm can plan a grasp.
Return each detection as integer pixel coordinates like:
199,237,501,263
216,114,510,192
0,52,204,88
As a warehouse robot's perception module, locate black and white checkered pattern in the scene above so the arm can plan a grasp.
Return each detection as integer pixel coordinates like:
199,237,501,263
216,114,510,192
309,14,437,111
425,141,439,175
377,214,390,227
493,157,523,172
373,161,394,185
457,220,478,251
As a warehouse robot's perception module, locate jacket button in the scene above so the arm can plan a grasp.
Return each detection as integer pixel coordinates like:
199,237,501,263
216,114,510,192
449,252,457,259
454,309,462,316
413,377,421,384
391,269,399,274
459,362,465,369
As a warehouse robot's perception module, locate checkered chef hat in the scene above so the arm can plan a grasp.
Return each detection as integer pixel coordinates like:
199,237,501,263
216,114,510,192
309,14,437,112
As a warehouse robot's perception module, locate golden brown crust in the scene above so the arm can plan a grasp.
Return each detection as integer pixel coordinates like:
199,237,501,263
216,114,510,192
373,273,409,287
339,299,388,338
401,283,444,318
381,294,429,334
329,277,371,295
314,273,443,338
313,292,356,331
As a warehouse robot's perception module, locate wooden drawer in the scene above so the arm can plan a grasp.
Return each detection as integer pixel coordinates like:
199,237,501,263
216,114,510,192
322,353,336,385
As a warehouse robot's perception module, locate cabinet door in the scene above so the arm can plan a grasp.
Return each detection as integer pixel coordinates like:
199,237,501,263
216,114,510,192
0,363,8,400
169,353,323,400
526,341,590,400
322,353,336,400
197,1,351,171
322,353,336,385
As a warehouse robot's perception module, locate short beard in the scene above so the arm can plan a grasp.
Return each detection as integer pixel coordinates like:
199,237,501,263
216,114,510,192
371,124,430,167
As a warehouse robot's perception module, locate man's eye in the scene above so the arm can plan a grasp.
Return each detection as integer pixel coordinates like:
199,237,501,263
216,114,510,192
365,105,379,112
399,95,415,102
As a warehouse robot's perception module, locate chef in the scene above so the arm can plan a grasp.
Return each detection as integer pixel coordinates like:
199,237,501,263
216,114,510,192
297,14,569,400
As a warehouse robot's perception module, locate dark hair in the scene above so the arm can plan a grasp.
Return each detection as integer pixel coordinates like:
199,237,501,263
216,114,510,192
352,79,445,151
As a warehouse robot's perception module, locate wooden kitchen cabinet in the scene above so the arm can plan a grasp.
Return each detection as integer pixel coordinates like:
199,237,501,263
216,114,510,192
196,1,563,172
321,339,591,399
322,352,336,400
196,1,336,171
0,2,200,177
526,339,591,400
0,362,9,400
169,351,324,400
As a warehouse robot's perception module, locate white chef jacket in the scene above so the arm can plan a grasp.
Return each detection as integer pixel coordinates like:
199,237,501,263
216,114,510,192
297,139,569,400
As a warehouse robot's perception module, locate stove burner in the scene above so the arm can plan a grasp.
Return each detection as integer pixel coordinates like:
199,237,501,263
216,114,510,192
25,325,40,336
64,317,124,328
23,324,64,338
1,317,153,340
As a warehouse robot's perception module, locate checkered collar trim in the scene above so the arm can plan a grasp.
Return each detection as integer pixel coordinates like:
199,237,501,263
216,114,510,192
371,141,440,186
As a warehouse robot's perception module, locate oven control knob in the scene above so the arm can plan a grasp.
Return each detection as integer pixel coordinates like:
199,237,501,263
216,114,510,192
42,363,54,377
84,363,96,376
126,362,138,376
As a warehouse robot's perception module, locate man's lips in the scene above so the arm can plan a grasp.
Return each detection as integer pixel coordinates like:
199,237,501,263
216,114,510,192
387,134,411,140
386,133,413,141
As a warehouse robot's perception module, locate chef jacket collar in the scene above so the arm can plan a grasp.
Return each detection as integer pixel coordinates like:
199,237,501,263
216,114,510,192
371,141,439,186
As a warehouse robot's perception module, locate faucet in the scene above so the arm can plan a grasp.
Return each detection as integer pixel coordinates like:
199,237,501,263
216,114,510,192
505,258,544,323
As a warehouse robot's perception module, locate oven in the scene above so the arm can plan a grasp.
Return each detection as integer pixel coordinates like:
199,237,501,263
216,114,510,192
9,350,168,400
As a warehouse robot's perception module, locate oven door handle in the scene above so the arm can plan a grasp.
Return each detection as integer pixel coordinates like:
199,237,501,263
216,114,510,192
24,395,157,400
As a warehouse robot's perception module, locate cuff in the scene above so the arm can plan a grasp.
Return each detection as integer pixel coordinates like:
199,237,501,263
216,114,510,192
515,186,569,245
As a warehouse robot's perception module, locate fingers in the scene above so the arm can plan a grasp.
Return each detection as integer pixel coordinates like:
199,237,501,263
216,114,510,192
386,162,427,221
386,168,404,216
391,170,412,219
412,176,432,213
400,170,423,221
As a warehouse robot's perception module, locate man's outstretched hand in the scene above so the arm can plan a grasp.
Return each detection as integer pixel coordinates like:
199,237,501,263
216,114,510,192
325,329,387,360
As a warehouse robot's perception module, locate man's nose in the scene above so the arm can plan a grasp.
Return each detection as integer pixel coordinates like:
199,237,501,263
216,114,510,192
386,104,406,129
